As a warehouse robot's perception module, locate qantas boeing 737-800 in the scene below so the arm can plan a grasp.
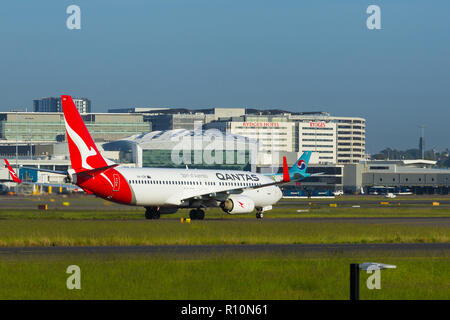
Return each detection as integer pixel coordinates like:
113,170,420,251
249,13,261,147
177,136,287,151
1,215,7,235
4,95,314,220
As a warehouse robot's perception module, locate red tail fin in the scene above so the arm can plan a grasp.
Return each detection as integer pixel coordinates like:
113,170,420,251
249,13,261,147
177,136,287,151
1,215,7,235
4,159,22,183
282,156,290,182
61,95,108,173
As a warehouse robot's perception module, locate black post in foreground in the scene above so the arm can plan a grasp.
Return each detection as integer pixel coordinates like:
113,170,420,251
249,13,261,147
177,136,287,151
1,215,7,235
350,263,360,300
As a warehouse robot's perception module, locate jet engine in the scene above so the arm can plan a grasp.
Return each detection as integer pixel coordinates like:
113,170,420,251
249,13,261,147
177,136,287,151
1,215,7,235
64,169,77,184
220,195,255,214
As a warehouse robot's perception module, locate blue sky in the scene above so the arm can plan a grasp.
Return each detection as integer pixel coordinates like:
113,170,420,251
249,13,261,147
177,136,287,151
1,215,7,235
0,1,449,153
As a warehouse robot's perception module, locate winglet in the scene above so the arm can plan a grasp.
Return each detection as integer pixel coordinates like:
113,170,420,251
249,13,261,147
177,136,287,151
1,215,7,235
282,156,290,182
4,159,22,183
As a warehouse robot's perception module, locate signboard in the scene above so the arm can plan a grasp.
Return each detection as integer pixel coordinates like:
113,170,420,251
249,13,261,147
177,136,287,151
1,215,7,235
309,122,326,128
242,122,280,128
18,168,38,182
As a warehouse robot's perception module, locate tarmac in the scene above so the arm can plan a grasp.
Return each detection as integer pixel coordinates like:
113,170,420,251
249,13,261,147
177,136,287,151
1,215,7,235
0,243,448,256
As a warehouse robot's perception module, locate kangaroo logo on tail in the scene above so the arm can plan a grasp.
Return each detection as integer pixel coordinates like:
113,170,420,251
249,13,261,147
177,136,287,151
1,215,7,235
61,95,107,172
4,159,22,183
64,119,97,170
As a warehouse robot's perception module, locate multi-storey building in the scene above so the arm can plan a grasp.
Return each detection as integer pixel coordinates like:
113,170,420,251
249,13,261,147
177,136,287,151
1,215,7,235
0,112,151,156
111,106,366,164
33,97,91,113
205,112,365,165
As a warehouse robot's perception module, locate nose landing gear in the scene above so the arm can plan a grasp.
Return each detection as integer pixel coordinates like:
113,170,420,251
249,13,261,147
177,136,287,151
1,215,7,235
256,208,264,219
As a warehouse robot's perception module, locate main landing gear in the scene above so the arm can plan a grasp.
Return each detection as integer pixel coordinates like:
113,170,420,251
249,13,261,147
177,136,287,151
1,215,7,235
189,209,205,220
256,209,264,220
145,207,160,220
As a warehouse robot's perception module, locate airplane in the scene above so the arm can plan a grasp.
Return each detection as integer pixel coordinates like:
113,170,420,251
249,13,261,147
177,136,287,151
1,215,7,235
2,158,82,193
6,95,314,220
270,151,312,181
2,159,22,183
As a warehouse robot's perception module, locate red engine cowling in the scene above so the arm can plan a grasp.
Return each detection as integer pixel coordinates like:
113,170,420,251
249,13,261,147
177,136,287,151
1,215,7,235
220,195,255,214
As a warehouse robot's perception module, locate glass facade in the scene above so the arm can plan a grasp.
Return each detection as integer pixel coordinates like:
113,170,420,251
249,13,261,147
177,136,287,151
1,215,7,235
0,113,151,144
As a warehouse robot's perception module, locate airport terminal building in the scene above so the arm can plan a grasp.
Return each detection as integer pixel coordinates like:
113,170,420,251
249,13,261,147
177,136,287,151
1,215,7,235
117,107,366,165
0,112,151,156
1,105,449,196
102,128,258,171
344,160,450,195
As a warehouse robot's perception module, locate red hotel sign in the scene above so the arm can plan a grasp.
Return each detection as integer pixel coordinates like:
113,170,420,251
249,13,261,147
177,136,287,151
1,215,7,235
309,122,326,128
242,122,280,127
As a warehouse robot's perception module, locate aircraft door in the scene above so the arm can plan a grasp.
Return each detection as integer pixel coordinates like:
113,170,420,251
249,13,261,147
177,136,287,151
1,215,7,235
113,174,120,192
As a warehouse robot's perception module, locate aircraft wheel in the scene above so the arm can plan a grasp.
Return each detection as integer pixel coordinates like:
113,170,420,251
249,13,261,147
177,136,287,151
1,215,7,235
189,209,205,220
145,207,160,220
256,211,263,219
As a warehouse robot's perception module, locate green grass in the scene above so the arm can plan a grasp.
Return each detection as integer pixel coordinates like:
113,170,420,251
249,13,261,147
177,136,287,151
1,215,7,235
0,218,448,246
0,252,448,299
0,196,448,300
1,205,450,220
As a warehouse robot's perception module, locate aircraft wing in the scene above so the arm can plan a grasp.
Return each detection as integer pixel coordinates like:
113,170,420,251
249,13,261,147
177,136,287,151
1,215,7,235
171,156,292,205
3,159,78,190
18,166,67,175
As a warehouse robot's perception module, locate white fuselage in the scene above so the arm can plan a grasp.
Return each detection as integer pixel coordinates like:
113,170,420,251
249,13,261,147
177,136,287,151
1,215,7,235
116,167,282,208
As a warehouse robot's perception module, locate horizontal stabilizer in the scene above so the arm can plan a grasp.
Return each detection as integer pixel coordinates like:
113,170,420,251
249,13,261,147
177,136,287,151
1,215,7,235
75,164,119,179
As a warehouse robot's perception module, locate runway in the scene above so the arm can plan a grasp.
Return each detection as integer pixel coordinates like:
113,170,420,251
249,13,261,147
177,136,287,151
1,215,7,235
1,242,448,256
1,195,449,210
257,217,450,226
83,216,449,226
279,200,450,208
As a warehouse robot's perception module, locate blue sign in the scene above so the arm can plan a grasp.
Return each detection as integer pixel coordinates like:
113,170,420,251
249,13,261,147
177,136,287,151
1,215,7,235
19,168,38,182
